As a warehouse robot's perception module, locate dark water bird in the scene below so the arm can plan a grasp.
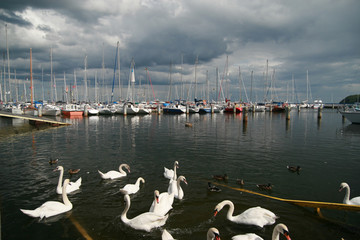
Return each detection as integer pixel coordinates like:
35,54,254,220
256,183,272,191
68,169,80,175
49,158,58,165
287,165,301,173
208,182,221,192
213,174,228,181
236,179,244,187
185,122,193,127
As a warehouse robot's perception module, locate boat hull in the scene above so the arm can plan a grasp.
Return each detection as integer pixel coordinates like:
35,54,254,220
61,110,84,117
339,111,360,124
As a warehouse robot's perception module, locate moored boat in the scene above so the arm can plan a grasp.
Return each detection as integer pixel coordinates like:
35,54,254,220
61,104,84,117
339,105,360,124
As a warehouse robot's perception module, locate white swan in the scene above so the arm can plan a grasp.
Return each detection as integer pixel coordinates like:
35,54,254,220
231,223,291,240
20,179,73,219
339,182,360,205
207,227,221,240
98,163,130,180
168,175,187,199
162,227,220,240
161,229,175,240
121,194,168,232
213,200,277,228
164,161,179,180
119,177,145,195
54,166,81,194
149,190,174,216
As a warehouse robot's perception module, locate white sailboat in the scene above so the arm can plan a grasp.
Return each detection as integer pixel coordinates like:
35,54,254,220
119,59,139,115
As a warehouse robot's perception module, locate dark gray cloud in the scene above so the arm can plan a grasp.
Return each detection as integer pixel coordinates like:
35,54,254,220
0,0,359,102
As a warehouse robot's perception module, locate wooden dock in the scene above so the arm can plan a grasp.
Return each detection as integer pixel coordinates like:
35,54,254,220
0,111,71,126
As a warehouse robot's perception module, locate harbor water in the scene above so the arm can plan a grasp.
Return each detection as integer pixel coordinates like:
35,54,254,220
0,109,359,239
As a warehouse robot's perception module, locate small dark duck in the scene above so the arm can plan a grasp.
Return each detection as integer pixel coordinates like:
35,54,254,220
256,183,272,191
208,182,221,192
49,158,58,165
236,179,244,187
213,174,228,181
287,165,301,173
68,169,80,175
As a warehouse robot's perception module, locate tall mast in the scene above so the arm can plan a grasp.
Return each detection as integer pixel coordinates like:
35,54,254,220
194,55,198,101
30,48,33,107
41,67,44,101
50,48,53,103
84,55,88,103
130,58,136,102
15,69,18,102
180,54,183,99
3,53,6,103
117,41,121,101
168,61,172,101
6,24,12,101
102,43,105,102
206,70,209,102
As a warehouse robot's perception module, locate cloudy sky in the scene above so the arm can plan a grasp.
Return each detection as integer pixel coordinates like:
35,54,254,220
0,0,359,103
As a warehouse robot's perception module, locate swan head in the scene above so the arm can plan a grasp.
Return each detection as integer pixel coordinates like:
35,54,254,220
207,227,220,240
339,182,349,192
178,176,187,184
154,190,160,203
120,164,131,173
273,223,291,240
174,161,179,168
213,203,223,217
53,166,64,172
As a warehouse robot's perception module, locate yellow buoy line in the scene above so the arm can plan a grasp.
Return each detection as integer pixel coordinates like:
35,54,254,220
211,182,360,212
68,215,93,240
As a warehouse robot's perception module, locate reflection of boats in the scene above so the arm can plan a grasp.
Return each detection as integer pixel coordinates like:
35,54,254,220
61,104,84,117
339,106,360,124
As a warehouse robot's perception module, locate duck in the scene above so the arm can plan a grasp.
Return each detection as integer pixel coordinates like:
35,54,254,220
257,183,272,191
185,122,193,127
168,175,188,199
163,161,179,180
339,182,360,205
149,190,174,216
208,182,221,192
49,158,58,165
119,177,145,195
287,165,301,173
20,179,73,219
121,194,168,232
98,163,130,180
213,200,277,228
54,166,82,194
68,169,80,175
231,223,291,240
213,174,229,181
236,179,244,186
162,227,221,240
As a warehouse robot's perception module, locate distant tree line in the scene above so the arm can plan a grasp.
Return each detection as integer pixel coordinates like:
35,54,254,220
339,94,360,104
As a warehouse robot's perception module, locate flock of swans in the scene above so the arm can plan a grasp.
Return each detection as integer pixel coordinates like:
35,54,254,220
19,160,360,239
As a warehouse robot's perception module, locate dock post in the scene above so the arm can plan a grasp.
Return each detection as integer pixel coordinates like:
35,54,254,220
38,105,43,117
243,106,248,122
84,105,88,117
252,104,255,113
157,104,161,115
211,104,214,114
186,104,189,114
318,106,322,119
285,106,291,120
233,104,236,114
297,105,301,112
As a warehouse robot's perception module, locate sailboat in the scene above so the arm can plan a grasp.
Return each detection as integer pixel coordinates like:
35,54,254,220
118,59,139,115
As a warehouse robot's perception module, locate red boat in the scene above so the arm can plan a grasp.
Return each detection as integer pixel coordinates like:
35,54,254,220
61,104,84,117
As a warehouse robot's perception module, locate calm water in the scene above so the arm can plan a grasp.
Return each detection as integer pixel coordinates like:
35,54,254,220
0,109,359,240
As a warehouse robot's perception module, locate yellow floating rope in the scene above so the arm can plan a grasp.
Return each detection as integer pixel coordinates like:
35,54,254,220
69,215,93,240
211,182,360,212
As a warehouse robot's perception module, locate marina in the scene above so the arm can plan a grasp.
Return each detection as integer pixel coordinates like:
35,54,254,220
0,109,359,240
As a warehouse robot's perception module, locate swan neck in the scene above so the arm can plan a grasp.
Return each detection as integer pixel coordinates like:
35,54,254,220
121,196,130,223
57,168,64,190
220,200,234,220
173,163,177,180
272,228,280,240
343,185,350,203
62,184,72,207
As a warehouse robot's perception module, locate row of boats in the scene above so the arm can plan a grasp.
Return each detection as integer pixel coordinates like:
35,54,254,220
0,99,327,117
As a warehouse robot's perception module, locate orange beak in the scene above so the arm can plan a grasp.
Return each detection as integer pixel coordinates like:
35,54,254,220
213,210,218,217
284,231,291,240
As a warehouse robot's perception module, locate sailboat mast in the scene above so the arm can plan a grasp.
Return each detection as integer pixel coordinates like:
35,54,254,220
50,48,53,103
6,24,12,101
84,55,88,103
194,55,198,101
111,42,118,103
30,48,33,107
117,41,121,101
